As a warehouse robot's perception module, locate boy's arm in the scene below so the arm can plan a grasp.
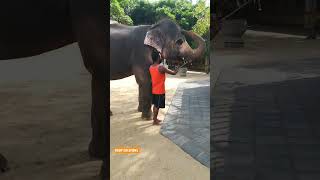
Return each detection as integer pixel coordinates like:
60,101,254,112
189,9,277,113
158,65,178,75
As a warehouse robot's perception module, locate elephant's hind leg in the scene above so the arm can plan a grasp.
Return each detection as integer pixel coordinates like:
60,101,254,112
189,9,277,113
70,0,108,159
0,153,9,173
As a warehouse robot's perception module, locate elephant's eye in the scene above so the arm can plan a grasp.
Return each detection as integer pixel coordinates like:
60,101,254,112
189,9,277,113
176,38,184,45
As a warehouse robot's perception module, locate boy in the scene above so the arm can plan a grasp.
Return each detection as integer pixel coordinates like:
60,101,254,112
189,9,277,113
149,50,178,125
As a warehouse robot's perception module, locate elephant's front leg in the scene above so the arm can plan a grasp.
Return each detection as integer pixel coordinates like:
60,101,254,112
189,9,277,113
69,0,108,178
133,65,152,119
0,153,9,173
88,77,107,159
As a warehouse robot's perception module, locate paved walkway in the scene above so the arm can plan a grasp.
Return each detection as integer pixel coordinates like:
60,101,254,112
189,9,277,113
212,31,320,180
161,78,210,167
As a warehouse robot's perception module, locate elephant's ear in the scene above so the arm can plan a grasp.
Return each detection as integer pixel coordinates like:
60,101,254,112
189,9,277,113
144,27,165,53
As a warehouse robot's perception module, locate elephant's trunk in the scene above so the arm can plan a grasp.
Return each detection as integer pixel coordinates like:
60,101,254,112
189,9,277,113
180,30,206,61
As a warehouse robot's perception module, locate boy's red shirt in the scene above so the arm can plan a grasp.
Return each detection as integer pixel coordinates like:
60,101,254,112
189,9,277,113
149,64,166,94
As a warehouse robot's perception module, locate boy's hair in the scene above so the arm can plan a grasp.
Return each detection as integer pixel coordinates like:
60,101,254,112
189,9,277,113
151,49,160,63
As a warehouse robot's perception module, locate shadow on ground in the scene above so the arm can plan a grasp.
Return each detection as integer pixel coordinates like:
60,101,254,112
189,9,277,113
241,57,320,75
212,76,320,180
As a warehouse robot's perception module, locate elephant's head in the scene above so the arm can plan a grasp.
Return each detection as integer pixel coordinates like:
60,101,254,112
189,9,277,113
144,19,206,63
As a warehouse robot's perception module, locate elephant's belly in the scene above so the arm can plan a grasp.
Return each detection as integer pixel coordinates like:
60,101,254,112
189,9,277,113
0,37,75,60
110,47,133,80
110,71,133,80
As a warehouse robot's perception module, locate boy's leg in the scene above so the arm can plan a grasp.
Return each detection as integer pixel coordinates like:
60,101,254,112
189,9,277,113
153,105,159,123
152,95,164,125
152,105,162,125
153,105,158,120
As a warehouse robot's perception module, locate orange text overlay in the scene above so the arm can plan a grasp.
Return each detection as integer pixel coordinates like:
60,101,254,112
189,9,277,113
113,147,141,154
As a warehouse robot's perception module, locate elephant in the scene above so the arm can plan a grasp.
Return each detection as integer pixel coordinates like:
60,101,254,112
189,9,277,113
0,0,107,179
110,19,206,118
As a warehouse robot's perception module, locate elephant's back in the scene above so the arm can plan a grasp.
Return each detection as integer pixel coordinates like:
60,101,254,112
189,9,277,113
110,24,133,58
110,24,134,42
110,25,150,60
110,24,134,79
0,0,70,32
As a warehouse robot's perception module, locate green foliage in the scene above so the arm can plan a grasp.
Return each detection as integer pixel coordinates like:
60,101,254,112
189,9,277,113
118,0,137,15
130,1,157,25
147,0,197,30
192,0,210,37
110,0,210,38
155,6,176,22
110,0,133,25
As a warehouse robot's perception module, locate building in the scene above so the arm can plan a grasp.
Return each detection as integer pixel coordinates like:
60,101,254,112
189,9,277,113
247,0,319,26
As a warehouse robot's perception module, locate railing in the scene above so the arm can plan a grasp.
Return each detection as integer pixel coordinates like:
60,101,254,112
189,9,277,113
221,0,262,21
211,0,262,39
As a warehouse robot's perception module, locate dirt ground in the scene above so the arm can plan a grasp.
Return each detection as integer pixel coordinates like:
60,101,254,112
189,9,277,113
110,72,210,180
0,43,210,180
0,44,101,180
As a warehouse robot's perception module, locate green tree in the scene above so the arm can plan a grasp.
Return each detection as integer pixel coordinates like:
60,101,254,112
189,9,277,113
118,0,137,15
130,1,157,25
192,0,210,37
152,0,197,30
172,0,197,30
113,0,210,39
110,0,133,25
155,6,176,21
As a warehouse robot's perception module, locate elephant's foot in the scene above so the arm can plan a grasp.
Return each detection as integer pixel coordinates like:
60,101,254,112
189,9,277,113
0,153,9,173
141,110,152,120
88,141,105,160
100,160,107,180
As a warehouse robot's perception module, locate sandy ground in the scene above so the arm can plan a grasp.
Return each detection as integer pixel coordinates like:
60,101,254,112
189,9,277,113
0,44,101,180
110,72,210,180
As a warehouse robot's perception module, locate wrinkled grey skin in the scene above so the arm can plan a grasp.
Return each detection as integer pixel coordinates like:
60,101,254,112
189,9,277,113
110,19,206,118
0,0,107,178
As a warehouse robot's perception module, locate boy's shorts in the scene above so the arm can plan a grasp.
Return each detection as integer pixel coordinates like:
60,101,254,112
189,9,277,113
152,94,165,108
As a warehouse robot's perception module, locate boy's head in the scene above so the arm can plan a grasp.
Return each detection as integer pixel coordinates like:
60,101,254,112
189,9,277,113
152,49,162,64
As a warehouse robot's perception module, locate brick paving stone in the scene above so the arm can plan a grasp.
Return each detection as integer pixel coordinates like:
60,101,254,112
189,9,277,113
160,78,210,168
196,152,210,167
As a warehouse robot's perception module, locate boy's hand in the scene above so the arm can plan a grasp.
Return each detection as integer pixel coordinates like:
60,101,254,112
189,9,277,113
171,66,178,75
159,65,178,75
173,69,179,75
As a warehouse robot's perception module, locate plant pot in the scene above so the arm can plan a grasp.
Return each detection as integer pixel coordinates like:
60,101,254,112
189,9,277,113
179,67,187,77
221,19,247,48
